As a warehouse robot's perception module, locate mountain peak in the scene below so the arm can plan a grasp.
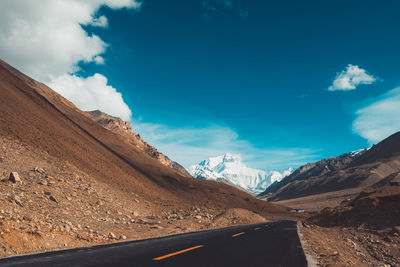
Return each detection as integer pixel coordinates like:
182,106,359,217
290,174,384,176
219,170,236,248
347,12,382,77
189,153,292,194
222,152,241,163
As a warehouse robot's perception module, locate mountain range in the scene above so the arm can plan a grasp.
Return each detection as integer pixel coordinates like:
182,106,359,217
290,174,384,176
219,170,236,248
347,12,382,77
189,153,292,194
260,131,400,208
259,149,368,200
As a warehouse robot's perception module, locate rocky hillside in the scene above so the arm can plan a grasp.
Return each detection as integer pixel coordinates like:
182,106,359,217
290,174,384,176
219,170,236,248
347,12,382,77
261,131,400,202
0,58,295,257
86,110,191,178
259,149,367,199
301,185,400,266
189,153,292,194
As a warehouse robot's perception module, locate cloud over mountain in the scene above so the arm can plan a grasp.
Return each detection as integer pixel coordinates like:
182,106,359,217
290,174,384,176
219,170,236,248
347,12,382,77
49,73,132,120
0,0,140,120
353,87,400,144
133,120,318,169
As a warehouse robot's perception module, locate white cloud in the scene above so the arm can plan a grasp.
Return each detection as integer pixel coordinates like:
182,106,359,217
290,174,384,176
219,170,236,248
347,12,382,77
49,73,132,121
328,64,377,91
353,87,400,144
0,0,140,82
133,121,318,170
0,0,139,120
94,56,105,65
91,15,108,27
99,0,141,9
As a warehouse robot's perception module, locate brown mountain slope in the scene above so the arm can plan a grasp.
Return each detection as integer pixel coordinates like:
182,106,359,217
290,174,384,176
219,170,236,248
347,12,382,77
259,149,367,199
350,132,400,167
263,132,400,203
86,110,191,177
0,59,296,256
0,58,285,209
0,58,296,211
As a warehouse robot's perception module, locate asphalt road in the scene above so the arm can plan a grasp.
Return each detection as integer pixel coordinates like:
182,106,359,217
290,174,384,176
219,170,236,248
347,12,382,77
0,220,307,267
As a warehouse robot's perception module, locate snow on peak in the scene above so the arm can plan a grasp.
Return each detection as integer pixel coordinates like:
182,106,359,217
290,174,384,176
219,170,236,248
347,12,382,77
349,148,368,157
188,153,292,194
223,152,241,162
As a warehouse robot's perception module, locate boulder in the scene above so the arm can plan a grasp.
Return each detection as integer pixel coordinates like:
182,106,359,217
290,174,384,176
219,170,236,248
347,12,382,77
9,172,21,183
108,232,116,239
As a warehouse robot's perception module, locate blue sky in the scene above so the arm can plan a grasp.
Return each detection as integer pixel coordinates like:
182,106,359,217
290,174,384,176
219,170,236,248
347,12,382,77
1,0,400,170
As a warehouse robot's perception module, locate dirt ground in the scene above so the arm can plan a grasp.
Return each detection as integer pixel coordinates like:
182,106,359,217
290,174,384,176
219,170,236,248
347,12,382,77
299,223,400,267
298,186,400,267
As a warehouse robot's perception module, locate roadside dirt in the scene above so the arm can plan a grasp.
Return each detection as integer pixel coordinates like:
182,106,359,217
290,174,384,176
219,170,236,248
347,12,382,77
300,223,400,267
299,186,400,266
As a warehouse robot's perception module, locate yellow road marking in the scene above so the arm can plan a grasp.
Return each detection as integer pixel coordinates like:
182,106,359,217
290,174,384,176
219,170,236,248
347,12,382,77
232,232,245,237
254,227,261,230
153,245,204,260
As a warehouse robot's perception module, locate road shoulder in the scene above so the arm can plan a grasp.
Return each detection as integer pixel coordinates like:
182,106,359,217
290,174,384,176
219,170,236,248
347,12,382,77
297,221,318,267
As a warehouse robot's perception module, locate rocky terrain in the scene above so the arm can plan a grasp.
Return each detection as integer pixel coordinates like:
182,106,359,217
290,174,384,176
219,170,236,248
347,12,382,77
300,223,400,267
0,136,270,258
0,135,271,258
0,59,299,257
86,110,191,177
299,185,400,267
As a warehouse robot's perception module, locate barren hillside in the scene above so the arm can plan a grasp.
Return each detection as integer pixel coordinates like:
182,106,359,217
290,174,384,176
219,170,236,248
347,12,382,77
261,133,400,203
0,59,295,257
86,110,191,177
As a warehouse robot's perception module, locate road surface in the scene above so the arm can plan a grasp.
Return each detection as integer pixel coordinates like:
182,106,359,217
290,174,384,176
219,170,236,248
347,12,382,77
0,220,307,267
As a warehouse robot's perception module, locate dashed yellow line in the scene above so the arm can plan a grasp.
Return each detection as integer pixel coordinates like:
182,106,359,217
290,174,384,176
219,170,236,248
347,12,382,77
153,245,204,260
254,227,261,231
232,232,245,237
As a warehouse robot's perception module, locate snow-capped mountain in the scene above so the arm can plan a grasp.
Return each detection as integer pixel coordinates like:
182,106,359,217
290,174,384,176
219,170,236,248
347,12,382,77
188,153,292,194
